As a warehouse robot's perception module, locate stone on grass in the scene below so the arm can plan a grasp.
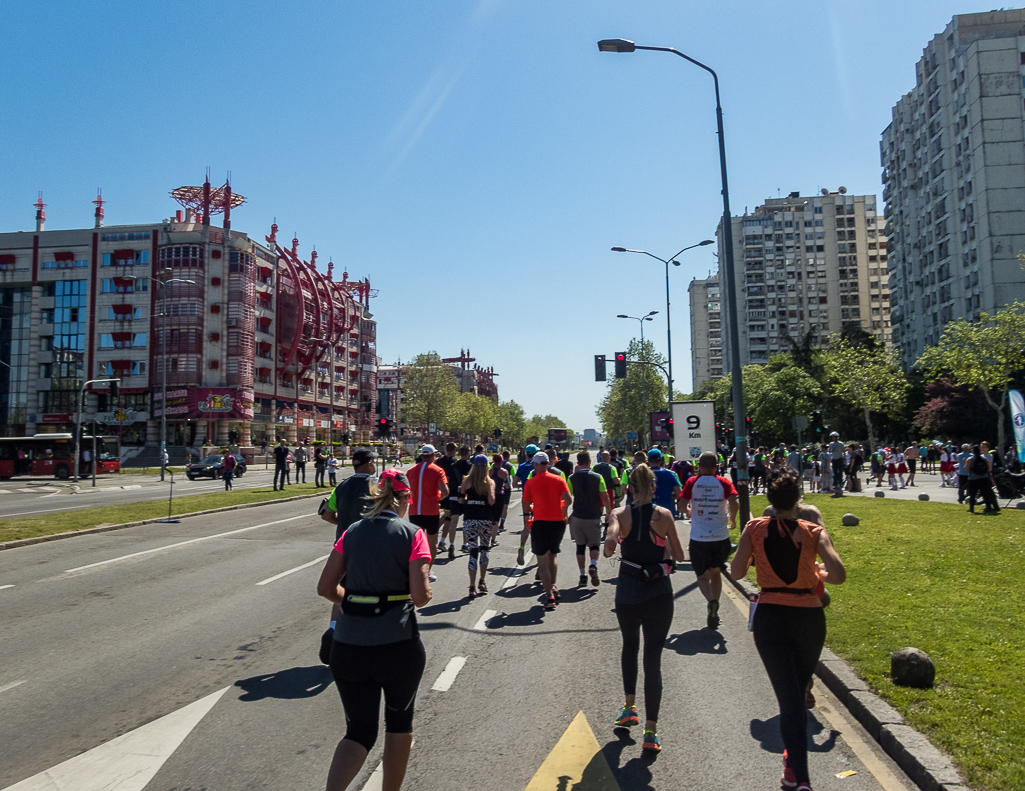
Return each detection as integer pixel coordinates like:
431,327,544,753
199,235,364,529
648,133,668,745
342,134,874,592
875,490,886,497
891,647,935,688
918,493,930,501
1016,501,1025,510
841,513,859,526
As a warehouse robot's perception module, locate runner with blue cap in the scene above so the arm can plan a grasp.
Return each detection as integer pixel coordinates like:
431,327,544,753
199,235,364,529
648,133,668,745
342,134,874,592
514,445,539,565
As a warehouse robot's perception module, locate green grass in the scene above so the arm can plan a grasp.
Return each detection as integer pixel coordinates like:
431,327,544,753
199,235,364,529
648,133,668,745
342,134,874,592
0,482,326,544
745,494,1023,791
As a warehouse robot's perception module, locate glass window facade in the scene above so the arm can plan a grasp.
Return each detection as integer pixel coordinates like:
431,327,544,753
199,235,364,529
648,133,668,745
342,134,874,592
0,287,32,430
40,280,87,414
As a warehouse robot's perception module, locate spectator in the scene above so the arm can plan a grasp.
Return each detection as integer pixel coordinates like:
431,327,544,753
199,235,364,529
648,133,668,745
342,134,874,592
967,444,1000,514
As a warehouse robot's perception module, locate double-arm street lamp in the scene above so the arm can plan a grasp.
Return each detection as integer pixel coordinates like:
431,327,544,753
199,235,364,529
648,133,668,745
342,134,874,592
617,311,657,448
599,37,750,522
612,239,714,402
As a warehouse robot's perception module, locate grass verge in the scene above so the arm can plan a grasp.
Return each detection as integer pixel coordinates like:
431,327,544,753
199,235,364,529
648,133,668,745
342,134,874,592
0,482,327,544
745,493,1023,791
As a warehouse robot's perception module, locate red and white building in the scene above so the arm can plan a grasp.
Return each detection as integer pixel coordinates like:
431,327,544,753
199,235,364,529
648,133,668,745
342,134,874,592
0,180,379,460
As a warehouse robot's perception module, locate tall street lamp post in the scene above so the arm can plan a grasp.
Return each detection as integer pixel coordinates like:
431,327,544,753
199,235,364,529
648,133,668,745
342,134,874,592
156,269,196,481
311,336,336,450
612,239,714,403
617,311,657,448
598,38,750,522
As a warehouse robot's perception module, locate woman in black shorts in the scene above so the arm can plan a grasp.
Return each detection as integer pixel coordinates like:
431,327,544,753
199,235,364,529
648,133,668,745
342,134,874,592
489,453,510,547
459,455,496,598
603,463,685,754
317,469,433,791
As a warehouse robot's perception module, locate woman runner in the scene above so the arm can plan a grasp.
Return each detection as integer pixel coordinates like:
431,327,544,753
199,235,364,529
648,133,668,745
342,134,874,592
459,455,496,598
489,453,510,548
731,469,846,791
603,463,685,754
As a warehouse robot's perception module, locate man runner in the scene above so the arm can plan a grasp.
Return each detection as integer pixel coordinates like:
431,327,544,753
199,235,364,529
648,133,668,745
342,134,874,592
522,451,572,611
568,450,611,587
513,443,539,566
680,451,739,630
647,449,682,518
407,444,449,582
436,442,463,559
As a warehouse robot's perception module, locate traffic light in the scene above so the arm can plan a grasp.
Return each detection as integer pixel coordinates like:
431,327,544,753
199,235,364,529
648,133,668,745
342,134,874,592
666,417,674,437
614,352,627,378
715,422,722,438
594,354,606,382
377,417,390,436
494,427,503,438
108,380,119,401
811,409,823,435
744,416,751,434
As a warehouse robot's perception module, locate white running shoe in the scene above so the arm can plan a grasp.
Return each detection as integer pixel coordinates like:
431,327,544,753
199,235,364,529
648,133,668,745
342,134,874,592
428,571,438,582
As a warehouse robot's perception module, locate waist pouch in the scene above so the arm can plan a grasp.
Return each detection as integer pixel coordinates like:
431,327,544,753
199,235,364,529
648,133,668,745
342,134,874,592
760,586,814,595
341,590,411,617
621,558,676,581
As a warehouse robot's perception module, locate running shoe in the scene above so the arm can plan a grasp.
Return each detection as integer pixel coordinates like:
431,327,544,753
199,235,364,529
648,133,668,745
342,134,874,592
478,579,488,594
319,628,334,665
641,730,661,753
707,599,720,630
544,596,557,611
468,587,476,600
781,749,797,789
589,565,601,587
461,544,468,552
517,546,525,566
796,785,813,791
613,705,639,727
437,540,447,552
428,571,438,582
579,574,588,587
448,544,455,559
552,586,561,602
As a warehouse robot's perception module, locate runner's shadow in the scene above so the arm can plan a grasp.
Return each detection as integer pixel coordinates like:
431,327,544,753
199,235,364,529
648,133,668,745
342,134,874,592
417,598,468,616
672,579,700,598
665,629,727,655
495,580,544,599
235,665,332,701
485,608,545,629
599,729,656,789
750,714,839,754
557,587,598,604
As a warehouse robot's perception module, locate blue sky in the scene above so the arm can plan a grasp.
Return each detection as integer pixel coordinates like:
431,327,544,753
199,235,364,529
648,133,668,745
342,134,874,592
1,1,977,430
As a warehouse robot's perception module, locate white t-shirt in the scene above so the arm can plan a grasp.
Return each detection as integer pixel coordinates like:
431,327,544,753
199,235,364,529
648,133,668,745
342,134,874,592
681,474,737,542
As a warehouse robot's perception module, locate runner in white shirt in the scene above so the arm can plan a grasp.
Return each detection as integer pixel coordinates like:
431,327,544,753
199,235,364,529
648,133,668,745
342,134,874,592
679,452,739,631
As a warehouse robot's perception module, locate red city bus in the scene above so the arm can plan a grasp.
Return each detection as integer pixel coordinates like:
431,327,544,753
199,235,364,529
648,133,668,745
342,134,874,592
0,434,121,480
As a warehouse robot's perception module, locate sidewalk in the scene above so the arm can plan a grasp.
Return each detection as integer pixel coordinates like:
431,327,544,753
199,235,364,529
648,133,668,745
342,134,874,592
807,468,1013,506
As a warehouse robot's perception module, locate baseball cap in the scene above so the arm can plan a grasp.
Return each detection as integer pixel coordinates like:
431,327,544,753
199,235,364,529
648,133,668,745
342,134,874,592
379,468,410,492
647,448,663,462
830,431,839,437
420,444,437,456
352,448,376,465
532,452,550,464
525,444,539,456
544,443,554,450
472,454,489,466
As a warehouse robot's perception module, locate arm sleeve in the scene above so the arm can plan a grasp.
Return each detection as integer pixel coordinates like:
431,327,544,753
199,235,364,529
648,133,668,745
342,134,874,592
409,529,431,561
332,532,345,554
566,477,574,495
327,487,338,511
597,475,607,492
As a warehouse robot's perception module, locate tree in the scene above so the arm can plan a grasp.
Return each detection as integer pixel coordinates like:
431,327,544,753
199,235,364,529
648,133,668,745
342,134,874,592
401,352,459,431
524,414,570,446
823,333,908,451
494,400,527,447
912,378,995,440
596,338,668,444
448,393,496,442
916,302,1025,451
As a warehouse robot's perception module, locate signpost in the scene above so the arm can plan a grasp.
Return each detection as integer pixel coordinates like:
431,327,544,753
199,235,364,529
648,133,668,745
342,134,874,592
670,400,716,460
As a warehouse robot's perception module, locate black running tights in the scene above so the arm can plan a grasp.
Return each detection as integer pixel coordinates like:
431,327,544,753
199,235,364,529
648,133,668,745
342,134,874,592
615,593,674,723
752,603,826,785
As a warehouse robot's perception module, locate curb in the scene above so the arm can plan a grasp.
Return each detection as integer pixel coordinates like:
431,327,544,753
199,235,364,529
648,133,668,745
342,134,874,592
726,575,967,791
0,492,324,552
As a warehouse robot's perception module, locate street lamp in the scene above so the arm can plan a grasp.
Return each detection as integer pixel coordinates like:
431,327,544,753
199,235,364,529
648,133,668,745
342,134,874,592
617,311,657,447
599,38,750,522
311,336,336,451
612,239,714,402
155,268,196,481
73,377,120,484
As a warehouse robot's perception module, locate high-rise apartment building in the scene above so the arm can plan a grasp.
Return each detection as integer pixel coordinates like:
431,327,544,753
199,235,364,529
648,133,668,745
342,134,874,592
713,191,890,374
688,275,721,391
882,9,1025,364
0,181,380,462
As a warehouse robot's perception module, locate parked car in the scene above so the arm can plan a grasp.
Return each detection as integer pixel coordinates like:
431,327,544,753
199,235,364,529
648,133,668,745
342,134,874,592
186,454,247,481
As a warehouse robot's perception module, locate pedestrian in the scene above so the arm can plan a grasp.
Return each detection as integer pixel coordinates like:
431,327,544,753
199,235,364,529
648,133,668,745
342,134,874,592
885,448,898,490
316,468,432,791
904,442,919,487
222,452,236,491
751,447,768,495
731,468,846,791
939,445,955,487
459,454,496,599
603,462,686,755
284,451,293,486
522,451,572,611
968,444,1000,514
273,440,289,491
568,450,610,588
314,444,329,488
818,443,833,493
955,443,971,503
294,443,308,484
406,444,449,582
895,448,908,489
260,437,268,456
679,451,739,630
327,453,339,486
828,432,845,489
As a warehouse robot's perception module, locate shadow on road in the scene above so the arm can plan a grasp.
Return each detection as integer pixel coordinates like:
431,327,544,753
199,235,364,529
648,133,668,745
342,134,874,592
749,714,839,755
417,598,469,617
665,628,728,656
235,665,333,701
599,728,656,789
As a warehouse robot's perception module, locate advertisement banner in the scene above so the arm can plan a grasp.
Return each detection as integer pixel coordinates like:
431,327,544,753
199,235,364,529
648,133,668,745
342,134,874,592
152,388,254,419
650,411,671,442
670,400,717,460
1011,389,1025,463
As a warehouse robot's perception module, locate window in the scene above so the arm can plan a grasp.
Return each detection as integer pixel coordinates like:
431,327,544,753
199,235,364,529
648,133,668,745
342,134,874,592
43,259,88,269
101,250,149,266
133,333,147,347
101,232,150,242
108,307,142,320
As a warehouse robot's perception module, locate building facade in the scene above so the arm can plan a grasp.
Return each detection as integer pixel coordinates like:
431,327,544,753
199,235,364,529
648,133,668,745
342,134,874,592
0,182,379,460
687,275,721,391
881,9,1025,364
714,190,890,373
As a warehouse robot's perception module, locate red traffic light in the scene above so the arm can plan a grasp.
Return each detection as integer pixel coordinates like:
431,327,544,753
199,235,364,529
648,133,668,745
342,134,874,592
615,353,625,361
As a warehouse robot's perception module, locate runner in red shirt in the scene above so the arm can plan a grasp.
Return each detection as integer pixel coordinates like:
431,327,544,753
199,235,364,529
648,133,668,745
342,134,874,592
407,444,449,581
522,452,572,611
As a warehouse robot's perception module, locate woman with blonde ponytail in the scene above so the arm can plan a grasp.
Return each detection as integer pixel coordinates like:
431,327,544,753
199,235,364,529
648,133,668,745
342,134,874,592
459,454,496,598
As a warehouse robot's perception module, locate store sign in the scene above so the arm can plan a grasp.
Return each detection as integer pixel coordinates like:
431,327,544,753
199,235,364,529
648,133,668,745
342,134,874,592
152,388,255,419
332,420,345,429
99,408,141,424
301,418,314,427
41,413,72,423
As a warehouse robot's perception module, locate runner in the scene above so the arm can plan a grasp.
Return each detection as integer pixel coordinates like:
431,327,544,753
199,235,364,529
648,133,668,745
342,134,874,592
521,451,572,611
454,447,473,550
679,451,739,630
316,468,432,791
513,443,540,566
436,443,463,559
568,450,611,587
593,451,621,524
646,449,682,518
406,444,449,582
731,468,846,791
498,451,516,532
903,442,919,487
459,455,496,598
603,463,686,754
488,453,510,547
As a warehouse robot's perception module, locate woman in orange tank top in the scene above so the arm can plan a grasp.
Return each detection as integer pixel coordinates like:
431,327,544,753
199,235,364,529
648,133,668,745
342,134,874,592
731,469,846,791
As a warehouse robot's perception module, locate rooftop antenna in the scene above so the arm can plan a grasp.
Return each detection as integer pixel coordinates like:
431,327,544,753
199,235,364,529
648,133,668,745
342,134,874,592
93,189,105,228
34,192,46,232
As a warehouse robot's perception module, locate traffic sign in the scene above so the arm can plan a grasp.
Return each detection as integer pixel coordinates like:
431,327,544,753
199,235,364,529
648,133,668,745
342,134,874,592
670,400,716,459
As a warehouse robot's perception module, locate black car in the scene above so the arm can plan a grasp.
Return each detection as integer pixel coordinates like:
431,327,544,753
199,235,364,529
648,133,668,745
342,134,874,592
186,454,247,481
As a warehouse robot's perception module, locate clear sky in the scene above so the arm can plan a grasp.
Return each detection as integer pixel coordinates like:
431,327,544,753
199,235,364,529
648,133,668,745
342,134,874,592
0,1,980,431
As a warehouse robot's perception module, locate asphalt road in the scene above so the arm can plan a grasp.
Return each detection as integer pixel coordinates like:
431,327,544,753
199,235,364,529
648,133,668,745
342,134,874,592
0,492,919,791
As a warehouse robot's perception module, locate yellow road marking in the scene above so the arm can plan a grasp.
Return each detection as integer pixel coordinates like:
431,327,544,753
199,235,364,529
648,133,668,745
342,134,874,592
524,711,621,791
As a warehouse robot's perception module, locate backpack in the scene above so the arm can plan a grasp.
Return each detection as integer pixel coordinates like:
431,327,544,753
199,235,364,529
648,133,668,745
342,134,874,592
333,475,374,534
971,456,990,476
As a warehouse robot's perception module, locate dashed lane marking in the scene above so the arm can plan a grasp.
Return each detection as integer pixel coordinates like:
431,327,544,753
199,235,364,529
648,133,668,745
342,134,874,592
502,550,534,589
64,514,310,573
0,680,26,695
431,656,467,692
524,711,620,790
473,609,497,631
0,585,14,591
255,554,330,586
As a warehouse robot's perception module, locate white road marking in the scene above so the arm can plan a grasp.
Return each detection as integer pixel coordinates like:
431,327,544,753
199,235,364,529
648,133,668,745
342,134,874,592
0,680,26,695
255,554,330,586
355,761,384,791
0,686,229,791
473,608,497,631
502,551,534,589
16,489,37,494
64,515,310,573
0,585,14,591
431,656,467,692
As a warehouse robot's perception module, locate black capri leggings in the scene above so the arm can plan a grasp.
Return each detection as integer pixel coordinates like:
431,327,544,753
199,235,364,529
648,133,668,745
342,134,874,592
752,603,826,785
329,636,427,751
615,592,674,723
